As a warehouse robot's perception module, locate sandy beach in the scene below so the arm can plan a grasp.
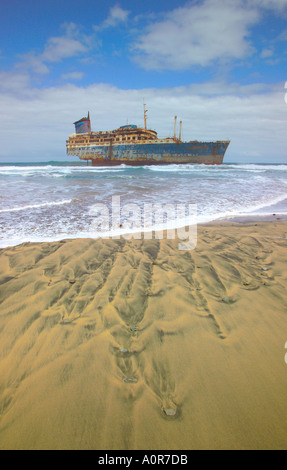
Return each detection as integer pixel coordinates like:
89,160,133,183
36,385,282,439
0,219,287,450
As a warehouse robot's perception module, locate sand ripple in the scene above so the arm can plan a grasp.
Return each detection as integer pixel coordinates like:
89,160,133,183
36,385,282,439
0,221,287,449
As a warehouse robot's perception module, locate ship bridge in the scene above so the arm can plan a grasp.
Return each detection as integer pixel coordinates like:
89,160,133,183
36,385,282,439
119,125,138,130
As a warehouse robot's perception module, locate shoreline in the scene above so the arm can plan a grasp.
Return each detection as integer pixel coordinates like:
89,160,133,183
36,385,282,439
1,211,287,251
0,219,287,449
205,212,287,225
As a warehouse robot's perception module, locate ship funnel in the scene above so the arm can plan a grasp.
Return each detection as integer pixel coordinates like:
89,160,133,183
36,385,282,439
73,112,91,134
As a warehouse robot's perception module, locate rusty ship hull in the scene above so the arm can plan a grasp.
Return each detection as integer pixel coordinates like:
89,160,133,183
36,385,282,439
67,141,229,166
66,112,230,166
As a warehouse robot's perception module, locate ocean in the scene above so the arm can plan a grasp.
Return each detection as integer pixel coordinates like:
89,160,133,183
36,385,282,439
0,162,286,248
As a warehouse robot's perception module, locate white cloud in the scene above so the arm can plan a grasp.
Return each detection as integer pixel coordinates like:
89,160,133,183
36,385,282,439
132,0,259,70
61,71,85,81
94,4,130,30
60,22,82,38
278,29,287,41
15,24,92,77
261,48,274,58
0,71,31,93
0,80,286,163
250,0,287,10
42,36,88,63
16,52,50,75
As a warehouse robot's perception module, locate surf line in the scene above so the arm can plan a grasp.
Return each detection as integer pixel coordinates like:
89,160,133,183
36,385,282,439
98,455,132,467
0,199,72,213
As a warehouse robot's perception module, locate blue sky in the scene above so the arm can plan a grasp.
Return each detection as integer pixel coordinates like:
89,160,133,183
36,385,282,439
0,0,287,162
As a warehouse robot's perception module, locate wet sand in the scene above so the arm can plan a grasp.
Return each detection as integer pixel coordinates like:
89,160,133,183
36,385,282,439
0,220,287,450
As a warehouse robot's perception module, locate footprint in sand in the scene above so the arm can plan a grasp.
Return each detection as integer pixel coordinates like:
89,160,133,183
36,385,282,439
144,358,179,418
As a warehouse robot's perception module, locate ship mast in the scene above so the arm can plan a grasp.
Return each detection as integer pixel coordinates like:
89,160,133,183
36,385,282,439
144,103,147,130
179,120,182,141
174,116,177,140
